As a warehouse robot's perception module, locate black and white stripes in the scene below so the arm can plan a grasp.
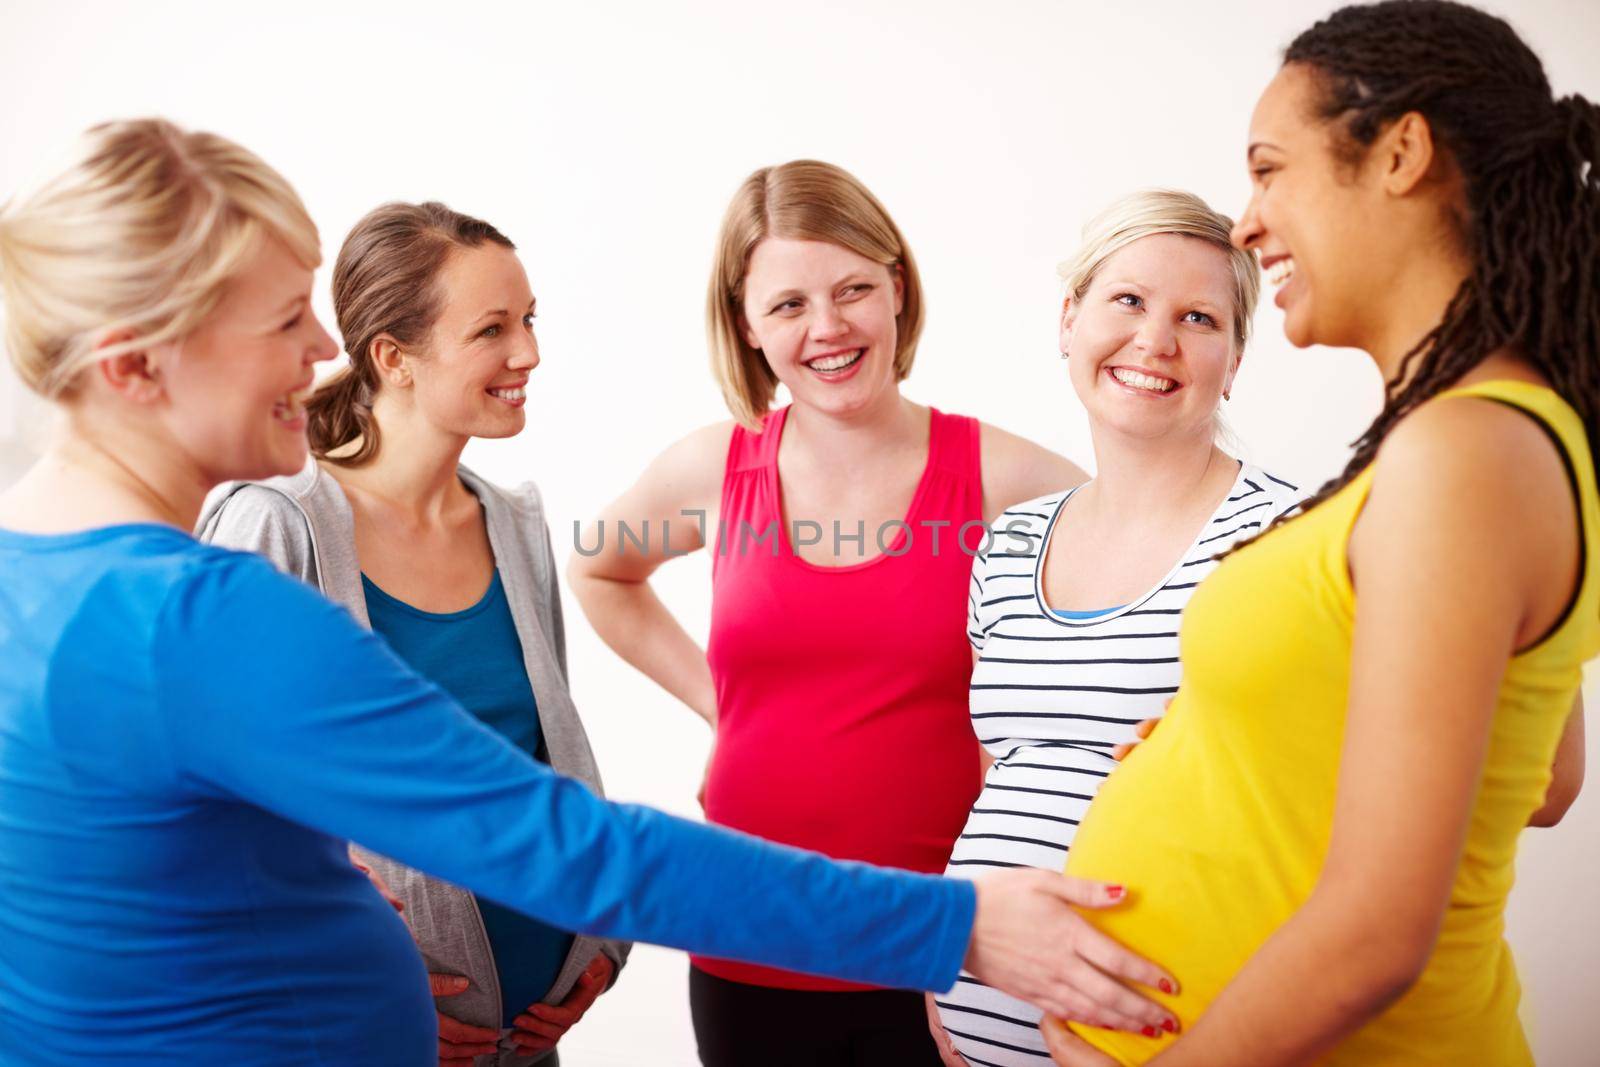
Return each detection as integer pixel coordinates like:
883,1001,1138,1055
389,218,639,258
936,465,1301,1065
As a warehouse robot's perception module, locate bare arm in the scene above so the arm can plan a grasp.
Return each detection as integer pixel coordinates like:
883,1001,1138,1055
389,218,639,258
1530,693,1585,827
979,422,1088,524
1149,398,1580,1066
566,422,733,726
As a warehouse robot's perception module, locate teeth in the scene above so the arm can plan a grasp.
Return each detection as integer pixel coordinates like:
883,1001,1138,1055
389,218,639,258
806,350,862,372
272,389,308,422
489,386,526,401
1266,256,1295,288
1111,367,1175,393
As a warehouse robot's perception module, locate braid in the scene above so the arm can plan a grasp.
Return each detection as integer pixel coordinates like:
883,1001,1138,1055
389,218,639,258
1248,1,1600,540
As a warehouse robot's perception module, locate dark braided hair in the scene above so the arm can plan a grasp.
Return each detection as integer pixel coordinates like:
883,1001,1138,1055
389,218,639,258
1253,0,1600,533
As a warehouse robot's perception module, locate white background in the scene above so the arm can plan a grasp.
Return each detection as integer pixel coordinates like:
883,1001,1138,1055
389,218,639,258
3,2,1597,1063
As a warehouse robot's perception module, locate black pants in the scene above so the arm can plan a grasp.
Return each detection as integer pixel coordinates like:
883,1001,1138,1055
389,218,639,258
689,965,944,1067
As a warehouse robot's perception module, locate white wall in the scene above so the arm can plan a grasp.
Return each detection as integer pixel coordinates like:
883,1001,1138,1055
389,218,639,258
3,2,1597,1063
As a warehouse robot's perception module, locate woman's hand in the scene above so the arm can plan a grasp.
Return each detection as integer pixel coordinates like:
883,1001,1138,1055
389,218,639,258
965,870,1178,1037
1041,1015,1122,1066
1111,718,1159,763
349,850,404,912
925,991,970,1066
430,974,500,1067
510,952,615,1056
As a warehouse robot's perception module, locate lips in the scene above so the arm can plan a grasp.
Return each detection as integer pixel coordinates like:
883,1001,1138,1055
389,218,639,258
1108,366,1179,394
804,349,864,373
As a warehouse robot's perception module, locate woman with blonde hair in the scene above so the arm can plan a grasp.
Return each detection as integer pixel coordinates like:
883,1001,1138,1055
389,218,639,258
927,189,1301,1067
569,161,1178,1064
0,118,1162,1066
200,200,627,1067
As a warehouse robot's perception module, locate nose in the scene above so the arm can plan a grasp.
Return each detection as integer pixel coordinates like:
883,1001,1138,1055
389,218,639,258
307,312,339,365
508,324,540,372
810,301,849,341
1231,192,1264,251
1134,315,1177,358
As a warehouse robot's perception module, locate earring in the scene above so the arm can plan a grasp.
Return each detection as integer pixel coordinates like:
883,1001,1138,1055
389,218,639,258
1060,349,1070,360
1223,389,1232,401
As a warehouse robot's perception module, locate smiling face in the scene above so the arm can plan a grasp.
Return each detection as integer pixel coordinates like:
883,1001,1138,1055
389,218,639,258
1231,63,1393,351
400,243,539,440
150,236,338,482
1061,232,1241,443
739,237,904,420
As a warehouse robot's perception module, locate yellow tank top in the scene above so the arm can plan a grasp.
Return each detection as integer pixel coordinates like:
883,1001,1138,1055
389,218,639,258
1065,381,1599,1065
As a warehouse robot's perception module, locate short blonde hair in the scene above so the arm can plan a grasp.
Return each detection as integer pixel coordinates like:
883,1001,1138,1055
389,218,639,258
707,160,923,431
1058,188,1259,350
0,118,320,399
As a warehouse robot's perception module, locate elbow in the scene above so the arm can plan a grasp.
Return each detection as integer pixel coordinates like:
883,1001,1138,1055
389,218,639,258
1314,891,1436,1018
1528,775,1583,827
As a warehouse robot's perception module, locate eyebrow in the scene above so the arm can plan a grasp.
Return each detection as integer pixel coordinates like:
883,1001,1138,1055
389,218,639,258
470,299,537,326
274,295,307,316
761,275,873,305
1247,141,1281,160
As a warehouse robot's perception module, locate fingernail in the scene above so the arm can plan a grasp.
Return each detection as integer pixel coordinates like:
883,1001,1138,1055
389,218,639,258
1142,1025,1157,1037
1159,978,1174,994
1106,884,1125,900
1162,1018,1176,1032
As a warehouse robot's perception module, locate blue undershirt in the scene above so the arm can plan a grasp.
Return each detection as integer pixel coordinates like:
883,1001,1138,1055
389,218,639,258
0,524,974,1065
362,570,573,1026
1052,605,1125,620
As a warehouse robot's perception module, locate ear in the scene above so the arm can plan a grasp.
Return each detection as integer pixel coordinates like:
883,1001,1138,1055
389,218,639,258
1058,295,1078,356
891,262,906,318
94,331,166,404
368,334,411,388
1376,111,1438,197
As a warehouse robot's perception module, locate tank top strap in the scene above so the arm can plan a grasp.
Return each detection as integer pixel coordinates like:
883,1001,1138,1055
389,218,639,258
914,407,983,526
1439,379,1600,658
724,406,788,475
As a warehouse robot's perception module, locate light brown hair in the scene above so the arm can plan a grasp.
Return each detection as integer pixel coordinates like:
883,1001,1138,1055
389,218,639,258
307,201,514,466
706,160,924,430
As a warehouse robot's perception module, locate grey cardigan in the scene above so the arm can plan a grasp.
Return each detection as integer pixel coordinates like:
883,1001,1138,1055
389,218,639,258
198,460,628,1067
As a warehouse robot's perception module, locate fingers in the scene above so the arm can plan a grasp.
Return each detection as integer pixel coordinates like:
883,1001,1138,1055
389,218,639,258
1135,718,1158,739
924,992,969,1067
512,1012,569,1041
1043,957,1173,1035
429,973,470,998
439,1036,498,1061
1073,927,1179,1001
436,1008,500,1045
1040,1016,1122,1067
1037,873,1130,911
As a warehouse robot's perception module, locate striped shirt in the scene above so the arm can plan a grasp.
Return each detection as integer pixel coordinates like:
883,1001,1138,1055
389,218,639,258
937,462,1301,1067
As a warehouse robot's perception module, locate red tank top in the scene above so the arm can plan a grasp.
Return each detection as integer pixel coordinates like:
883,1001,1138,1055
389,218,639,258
696,405,987,990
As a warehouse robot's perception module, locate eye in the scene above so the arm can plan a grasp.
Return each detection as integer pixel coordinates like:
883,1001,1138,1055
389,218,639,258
1250,164,1276,183
1184,310,1218,327
280,313,303,332
770,299,803,314
842,283,874,298
1113,293,1143,309
480,324,501,338
522,312,537,329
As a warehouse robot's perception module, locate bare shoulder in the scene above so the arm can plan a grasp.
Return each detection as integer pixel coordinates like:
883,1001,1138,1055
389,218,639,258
1359,393,1575,582
978,421,1088,521
627,418,738,513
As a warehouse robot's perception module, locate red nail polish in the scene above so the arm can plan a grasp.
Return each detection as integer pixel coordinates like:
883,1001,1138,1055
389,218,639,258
1142,1026,1157,1037
1106,885,1125,900
1162,1018,1176,1033
1159,979,1174,994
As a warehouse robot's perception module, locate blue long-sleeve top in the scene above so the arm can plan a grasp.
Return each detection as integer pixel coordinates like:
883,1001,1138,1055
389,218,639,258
0,524,975,1065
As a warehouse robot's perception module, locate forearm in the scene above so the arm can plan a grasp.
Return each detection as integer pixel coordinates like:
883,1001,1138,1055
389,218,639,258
568,570,717,724
1150,891,1423,1066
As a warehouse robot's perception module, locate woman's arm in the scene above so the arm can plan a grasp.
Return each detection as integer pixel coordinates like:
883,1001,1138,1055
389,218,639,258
978,423,1088,524
154,550,1177,1027
566,422,732,725
1529,693,1585,827
1148,397,1579,1066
